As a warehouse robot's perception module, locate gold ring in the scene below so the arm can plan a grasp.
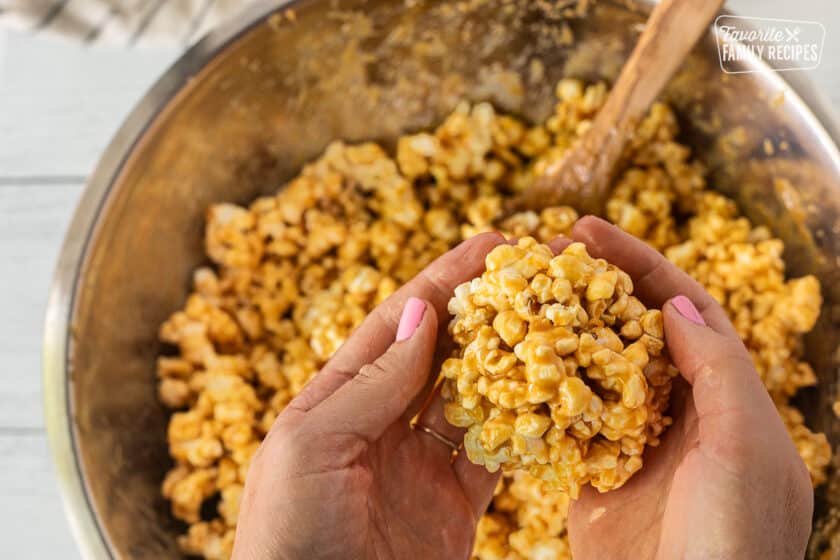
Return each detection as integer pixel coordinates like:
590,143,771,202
413,422,460,451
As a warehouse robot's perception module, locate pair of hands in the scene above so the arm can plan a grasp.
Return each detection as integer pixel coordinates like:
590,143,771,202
232,216,814,560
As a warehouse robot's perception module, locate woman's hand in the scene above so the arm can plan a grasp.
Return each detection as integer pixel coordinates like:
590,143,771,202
232,232,513,560
565,217,814,560
233,215,814,560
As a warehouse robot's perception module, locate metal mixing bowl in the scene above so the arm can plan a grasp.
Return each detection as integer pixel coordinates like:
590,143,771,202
44,0,840,557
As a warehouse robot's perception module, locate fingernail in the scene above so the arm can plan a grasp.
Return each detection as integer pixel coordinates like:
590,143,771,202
396,297,426,341
671,295,706,326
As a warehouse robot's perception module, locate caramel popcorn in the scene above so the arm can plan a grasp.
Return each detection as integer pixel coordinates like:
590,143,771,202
157,78,831,559
177,520,236,560
779,404,832,487
442,239,676,497
474,473,572,560
662,194,822,400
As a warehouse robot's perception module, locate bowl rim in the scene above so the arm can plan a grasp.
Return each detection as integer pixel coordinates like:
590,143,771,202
42,1,298,557
42,1,840,558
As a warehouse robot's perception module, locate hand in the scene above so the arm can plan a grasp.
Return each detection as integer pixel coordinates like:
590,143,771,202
565,217,814,560
233,233,513,560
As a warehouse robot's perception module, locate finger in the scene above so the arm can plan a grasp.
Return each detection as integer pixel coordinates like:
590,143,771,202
547,236,573,254
289,232,506,414
570,216,737,337
663,296,780,437
413,385,465,453
310,298,439,442
404,327,460,423
665,296,814,554
453,449,501,519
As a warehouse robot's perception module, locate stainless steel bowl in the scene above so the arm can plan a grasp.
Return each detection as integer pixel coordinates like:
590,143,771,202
44,0,840,557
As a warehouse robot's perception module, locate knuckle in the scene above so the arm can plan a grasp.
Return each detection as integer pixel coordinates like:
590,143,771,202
356,361,389,385
706,346,753,373
688,338,755,380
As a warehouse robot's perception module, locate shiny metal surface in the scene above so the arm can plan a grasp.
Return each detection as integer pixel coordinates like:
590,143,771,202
44,0,840,557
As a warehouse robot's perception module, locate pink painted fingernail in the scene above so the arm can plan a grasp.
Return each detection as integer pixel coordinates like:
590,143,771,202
396,297,427,341
671,295,706,326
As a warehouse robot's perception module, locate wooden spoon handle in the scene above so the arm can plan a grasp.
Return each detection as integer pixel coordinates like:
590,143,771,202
596,0,725,140
517,0,725,215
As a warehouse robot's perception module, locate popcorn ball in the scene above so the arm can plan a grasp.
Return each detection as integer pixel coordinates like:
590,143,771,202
442,238,678,497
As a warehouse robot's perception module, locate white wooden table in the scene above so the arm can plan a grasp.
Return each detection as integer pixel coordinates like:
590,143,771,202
0,1,837,557
0,30,179,558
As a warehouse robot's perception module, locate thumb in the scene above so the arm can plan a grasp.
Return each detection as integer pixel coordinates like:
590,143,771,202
663,295,778,432
313,297,439,442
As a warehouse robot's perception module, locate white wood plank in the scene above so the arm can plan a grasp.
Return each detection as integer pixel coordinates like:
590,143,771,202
0,29,179,178
0,432,80,559
0,182,84,430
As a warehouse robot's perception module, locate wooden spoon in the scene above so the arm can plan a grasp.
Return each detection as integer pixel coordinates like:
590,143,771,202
509,0,725,216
